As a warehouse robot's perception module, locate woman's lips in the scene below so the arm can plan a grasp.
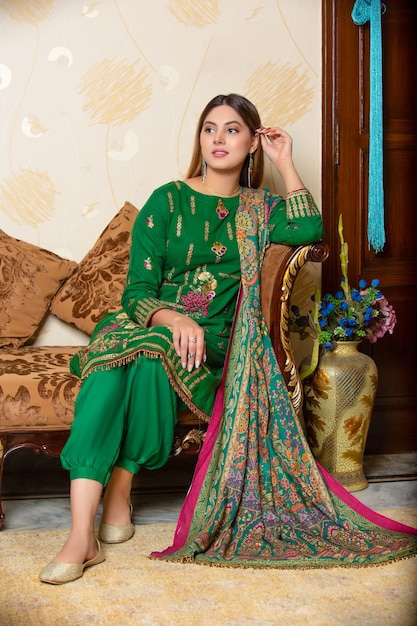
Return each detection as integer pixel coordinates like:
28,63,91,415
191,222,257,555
212,150,228,157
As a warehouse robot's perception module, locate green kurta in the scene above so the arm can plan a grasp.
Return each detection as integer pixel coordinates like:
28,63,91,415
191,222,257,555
70,182,323,421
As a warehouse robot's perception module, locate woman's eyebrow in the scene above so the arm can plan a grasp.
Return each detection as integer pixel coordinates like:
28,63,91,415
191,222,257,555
203,120,243,127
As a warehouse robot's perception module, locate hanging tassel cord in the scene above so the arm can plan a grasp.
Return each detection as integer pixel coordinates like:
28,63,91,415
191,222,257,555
351,0,386,253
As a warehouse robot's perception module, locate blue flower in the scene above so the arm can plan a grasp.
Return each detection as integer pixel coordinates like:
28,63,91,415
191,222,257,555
320,302,335,316
291,216,397,350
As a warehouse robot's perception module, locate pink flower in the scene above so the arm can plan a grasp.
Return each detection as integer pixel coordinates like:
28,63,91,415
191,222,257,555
181,291,210,316
368,297,397,343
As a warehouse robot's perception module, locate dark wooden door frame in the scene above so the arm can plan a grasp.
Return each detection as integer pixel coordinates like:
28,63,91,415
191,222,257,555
321,0,367,289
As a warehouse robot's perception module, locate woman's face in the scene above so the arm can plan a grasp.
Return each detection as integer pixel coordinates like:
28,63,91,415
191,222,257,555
200,104,258,176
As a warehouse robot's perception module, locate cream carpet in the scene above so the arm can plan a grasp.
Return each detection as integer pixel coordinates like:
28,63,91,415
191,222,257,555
1,509,416,626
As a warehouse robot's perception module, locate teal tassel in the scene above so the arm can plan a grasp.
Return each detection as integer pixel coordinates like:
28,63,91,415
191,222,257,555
352,0,385,253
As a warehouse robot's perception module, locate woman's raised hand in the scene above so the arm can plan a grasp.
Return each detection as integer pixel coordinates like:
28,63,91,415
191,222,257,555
256,126,305,193
256,126,294,163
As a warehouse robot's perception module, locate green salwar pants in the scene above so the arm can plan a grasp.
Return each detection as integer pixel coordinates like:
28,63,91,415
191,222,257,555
61,356,178,486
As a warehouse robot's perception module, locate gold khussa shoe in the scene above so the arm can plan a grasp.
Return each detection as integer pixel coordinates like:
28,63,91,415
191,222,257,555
39,539,104,585
98,504,135,544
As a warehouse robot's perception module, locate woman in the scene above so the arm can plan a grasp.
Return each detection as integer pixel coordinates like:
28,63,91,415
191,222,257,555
40,94,416,584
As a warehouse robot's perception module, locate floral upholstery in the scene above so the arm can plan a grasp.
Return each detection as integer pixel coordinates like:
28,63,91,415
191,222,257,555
0,347,80,432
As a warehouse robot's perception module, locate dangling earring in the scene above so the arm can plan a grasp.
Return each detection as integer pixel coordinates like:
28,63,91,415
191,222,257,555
201,158,207,183
248,153,254,187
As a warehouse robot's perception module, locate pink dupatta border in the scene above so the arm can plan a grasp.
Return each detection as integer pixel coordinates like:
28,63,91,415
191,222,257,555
151,377,226,556
319,463,417,535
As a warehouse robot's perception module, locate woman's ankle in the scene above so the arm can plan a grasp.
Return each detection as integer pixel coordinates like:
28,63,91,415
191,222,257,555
52,531,97,564
101,496,132,525
101,467,133,525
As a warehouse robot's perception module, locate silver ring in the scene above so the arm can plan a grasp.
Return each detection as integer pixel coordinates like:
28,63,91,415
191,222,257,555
188,353,195,359
188,336,197,343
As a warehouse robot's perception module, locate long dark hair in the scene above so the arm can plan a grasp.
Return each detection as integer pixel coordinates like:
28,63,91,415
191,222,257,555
186,94,263,188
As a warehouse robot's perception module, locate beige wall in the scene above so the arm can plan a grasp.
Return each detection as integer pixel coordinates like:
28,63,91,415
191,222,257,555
0,0,321,348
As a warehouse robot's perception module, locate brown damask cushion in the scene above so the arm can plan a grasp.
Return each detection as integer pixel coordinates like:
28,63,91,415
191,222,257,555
0,346,80,431
50,201,138,335
0,230,78,348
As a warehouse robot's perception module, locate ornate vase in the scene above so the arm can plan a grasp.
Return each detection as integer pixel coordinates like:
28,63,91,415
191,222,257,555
303,341,378,492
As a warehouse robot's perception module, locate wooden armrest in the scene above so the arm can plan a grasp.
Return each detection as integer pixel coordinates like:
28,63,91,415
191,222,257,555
260,242,329,417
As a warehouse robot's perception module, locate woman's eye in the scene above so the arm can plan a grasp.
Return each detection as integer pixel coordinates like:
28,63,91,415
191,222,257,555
227,128,238,134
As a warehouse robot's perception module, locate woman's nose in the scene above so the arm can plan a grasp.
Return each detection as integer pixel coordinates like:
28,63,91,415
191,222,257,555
213,131,225,143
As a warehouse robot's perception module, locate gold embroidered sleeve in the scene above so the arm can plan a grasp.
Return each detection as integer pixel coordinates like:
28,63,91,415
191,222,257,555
286,189,321,219
130,297,168,327
268,189,324,246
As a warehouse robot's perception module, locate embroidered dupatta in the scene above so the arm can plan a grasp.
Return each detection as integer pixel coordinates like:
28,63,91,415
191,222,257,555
152,188,417,568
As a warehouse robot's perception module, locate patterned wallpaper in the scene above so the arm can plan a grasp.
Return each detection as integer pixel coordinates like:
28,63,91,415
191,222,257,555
0,0,321,347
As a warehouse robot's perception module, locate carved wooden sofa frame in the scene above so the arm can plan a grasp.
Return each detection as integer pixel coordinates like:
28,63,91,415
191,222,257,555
0,241,329,528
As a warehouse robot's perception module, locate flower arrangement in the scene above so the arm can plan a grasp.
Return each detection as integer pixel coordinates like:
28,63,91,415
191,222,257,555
290,215,396,371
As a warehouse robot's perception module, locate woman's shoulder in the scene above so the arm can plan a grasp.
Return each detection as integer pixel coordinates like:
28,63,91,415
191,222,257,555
134,181,187,224
138,181,182,208
151,180,187,196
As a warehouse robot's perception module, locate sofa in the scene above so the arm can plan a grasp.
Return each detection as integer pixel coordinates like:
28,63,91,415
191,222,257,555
0,200,328,528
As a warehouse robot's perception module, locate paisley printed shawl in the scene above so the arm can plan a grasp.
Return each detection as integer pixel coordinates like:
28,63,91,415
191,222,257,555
152,188,417,568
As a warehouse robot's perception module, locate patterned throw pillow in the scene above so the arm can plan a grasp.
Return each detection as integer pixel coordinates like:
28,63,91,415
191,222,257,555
49,201,138,335
0,230,78,348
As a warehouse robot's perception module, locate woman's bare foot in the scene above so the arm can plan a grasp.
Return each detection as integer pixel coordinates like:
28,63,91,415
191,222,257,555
51,530,98,564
